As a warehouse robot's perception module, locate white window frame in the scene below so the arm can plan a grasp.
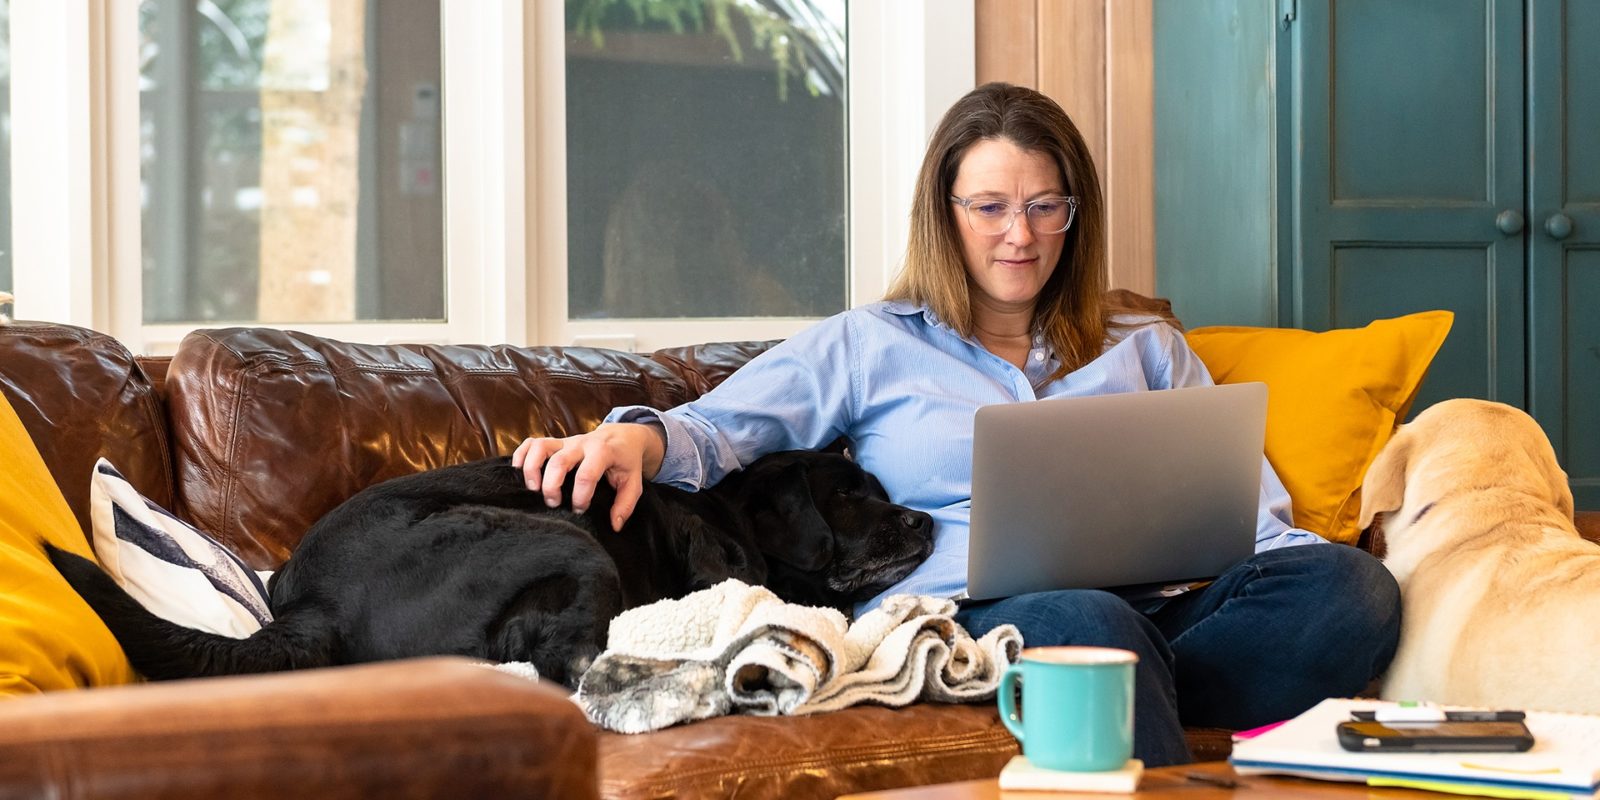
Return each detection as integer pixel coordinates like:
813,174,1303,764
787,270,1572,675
8,0,972,354
10,1,128,335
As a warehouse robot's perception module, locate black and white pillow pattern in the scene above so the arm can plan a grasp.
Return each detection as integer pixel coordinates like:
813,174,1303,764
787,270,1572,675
89,459,272,639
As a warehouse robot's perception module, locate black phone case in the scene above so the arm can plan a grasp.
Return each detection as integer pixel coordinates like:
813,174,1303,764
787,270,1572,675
1336,720,1536,753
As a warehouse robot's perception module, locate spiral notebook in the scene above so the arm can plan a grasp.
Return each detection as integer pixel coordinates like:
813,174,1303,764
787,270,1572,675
1230,698,1600,799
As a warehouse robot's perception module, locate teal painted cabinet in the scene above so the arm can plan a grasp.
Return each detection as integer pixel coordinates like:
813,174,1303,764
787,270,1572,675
1526,1,1600,507
1275,0,1599,507
1153,1,1277,330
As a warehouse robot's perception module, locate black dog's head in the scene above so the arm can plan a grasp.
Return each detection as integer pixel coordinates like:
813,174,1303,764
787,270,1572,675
736,450,934,610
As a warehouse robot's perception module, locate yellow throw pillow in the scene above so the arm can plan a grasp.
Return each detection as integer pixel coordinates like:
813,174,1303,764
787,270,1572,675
0,391,137,696
1185,311,1453,545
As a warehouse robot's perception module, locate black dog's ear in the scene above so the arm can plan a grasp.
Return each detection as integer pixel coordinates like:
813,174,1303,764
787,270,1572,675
682,524,760,590
751,461,834,571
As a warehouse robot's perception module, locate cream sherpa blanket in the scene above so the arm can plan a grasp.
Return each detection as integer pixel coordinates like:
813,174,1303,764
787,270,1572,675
573,579,1022,734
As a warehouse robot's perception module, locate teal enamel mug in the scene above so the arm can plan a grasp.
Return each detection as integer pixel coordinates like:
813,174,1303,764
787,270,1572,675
997,646,1137,772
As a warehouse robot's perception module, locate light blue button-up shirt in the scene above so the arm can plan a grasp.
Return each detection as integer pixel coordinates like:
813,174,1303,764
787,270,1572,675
607,300,1325,615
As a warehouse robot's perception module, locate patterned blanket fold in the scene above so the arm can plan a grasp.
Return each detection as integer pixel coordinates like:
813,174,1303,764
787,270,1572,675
573,579,1022,734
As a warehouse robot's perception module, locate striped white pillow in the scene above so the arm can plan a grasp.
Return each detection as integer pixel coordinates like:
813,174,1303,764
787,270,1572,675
89,459,272,639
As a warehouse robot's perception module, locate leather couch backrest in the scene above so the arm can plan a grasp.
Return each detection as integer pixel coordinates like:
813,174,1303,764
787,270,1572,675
0,295,1172,555
8,301,1600,574
0,322,176,541
163,328,776,569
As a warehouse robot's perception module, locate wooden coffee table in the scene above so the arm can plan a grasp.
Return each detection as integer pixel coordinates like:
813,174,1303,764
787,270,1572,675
838,761,1456,798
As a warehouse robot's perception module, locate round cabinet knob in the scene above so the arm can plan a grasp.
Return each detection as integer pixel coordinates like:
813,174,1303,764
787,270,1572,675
1545,213,1574,241
1496,209,1525,235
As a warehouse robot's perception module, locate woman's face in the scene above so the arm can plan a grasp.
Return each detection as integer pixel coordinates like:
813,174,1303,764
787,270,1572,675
949,138,1067,319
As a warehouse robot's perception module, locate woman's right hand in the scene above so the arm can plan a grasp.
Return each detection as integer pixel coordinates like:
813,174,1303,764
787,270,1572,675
511,422,667,533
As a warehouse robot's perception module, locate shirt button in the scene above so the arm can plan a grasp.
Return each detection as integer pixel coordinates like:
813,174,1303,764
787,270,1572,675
1032,351,1045,362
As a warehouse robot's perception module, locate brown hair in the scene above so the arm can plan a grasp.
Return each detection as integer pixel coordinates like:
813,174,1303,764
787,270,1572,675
885,82,1128,379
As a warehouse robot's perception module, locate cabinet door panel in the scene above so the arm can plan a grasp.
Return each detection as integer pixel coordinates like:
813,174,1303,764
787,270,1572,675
1332,245,1500,409
1560,254,1600,503
1330,6,1491,204
1528,0,1600,506
1562,3,1600,204
1286,0,1525,407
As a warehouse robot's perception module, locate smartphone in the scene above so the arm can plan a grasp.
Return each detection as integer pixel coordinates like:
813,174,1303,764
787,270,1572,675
1336,719,1535,752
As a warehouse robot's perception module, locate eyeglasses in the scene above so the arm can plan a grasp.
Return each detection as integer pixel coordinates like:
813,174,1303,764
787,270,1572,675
950,195,1078,236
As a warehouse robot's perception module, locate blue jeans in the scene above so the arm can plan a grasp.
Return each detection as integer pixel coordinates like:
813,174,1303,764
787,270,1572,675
955,544,1401,767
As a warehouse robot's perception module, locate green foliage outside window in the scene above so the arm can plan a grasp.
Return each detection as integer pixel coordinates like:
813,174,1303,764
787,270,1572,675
567,0,843,101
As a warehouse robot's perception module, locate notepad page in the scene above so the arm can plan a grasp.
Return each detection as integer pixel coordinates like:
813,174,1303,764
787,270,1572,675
1231,698,1600,792
1527,712,1600,767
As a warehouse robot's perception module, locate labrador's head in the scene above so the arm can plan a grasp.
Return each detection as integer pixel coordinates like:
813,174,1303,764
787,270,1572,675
1358,398,1573,555
738,450,934,610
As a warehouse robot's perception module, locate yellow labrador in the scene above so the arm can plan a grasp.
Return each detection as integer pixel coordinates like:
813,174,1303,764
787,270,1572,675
1359,398,1600,713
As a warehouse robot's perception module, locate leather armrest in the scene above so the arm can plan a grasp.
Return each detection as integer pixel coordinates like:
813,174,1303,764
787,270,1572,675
0,657,596,800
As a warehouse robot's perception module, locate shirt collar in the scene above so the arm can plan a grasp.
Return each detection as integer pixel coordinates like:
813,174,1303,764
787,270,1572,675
881,299,1055,351
880,299,945,330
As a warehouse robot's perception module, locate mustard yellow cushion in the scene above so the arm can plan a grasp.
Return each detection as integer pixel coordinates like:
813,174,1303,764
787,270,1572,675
0,391,137,696
1185,311,1453,545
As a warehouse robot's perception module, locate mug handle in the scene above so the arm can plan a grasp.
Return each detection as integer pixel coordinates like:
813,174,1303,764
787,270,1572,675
997,664,1024,745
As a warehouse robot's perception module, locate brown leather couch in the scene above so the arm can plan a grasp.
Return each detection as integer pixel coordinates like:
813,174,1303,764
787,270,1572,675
3,317,1597,800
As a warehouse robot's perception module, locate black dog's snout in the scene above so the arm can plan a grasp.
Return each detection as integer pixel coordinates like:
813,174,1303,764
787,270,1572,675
900,510,932,531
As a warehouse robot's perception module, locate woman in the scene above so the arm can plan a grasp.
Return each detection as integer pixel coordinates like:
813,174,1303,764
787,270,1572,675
513,82,1399,765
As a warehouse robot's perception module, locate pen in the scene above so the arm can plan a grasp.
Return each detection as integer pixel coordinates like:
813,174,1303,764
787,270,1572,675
1184,771,1239,789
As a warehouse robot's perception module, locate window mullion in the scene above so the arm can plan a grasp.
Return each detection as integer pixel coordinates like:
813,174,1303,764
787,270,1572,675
8,1,140,344
104,1,143,347
442,0,529,346
847,0,975,309
10,1,99,328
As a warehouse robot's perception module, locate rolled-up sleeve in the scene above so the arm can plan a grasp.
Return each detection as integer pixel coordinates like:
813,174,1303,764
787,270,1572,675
1254,457,1328,549
1157,322,1327,550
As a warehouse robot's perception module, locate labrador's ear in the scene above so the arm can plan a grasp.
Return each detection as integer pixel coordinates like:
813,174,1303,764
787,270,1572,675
1359,428,1413,530
750,461,834,571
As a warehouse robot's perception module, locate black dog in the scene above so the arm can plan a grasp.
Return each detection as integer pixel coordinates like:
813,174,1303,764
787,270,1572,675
50,451,933,687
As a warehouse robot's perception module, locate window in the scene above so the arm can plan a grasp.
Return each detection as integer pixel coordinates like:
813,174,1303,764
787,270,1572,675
0,0,10,295
534,1,976,350
7,1,973,352
139,0,444,326
564,1,847,324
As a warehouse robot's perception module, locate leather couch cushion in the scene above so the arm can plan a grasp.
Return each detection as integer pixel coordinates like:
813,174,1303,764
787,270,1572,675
0,323,174,539
1578,511,1600,543
648,341,778,396
162,328,752,569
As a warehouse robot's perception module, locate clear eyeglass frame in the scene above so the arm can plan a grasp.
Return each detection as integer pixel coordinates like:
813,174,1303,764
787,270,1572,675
949,195,1079,236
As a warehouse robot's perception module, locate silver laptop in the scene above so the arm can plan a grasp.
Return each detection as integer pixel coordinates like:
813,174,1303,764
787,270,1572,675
966,382,1268,601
